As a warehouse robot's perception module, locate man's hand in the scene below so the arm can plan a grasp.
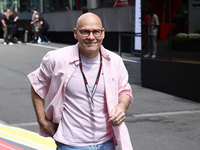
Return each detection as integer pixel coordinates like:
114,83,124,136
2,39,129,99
108,103,126,126
108,96,130,126
40,120,58,137
31,86,58,137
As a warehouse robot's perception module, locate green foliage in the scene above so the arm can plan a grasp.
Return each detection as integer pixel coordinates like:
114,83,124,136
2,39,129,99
172,33,200,43
172,36,190,43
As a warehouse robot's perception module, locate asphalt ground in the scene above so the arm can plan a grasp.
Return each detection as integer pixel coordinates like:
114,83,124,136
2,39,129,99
0,39,200,150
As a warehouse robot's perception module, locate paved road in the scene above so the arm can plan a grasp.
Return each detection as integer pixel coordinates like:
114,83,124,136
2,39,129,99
0,39,200,150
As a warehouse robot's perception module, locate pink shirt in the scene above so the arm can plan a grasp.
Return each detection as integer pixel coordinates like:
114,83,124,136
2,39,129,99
54,53,113,146
28,43,133,150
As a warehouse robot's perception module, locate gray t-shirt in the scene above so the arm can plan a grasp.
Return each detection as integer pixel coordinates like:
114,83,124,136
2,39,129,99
32,11,39,27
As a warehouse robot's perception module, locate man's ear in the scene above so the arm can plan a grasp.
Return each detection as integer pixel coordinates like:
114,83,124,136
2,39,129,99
102,28,105,39
74,28,78,39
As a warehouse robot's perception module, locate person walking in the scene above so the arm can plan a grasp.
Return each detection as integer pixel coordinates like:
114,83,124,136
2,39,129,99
1,9,7,43
35,14,50,44
142,10,150,55
30,7,39,43
11,8,19,37
144,9,159,58
4,9,18,45
28,12,133,150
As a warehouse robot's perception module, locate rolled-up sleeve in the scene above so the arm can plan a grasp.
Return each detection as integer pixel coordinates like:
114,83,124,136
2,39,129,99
27,52,54,99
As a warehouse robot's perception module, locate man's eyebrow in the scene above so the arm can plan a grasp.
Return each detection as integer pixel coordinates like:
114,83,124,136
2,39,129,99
78,28,103,30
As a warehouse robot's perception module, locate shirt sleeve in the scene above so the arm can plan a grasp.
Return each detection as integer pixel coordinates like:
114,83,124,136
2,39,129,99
117,58,133,105
154,15,159,25
27,52,55,99
2,14,5,20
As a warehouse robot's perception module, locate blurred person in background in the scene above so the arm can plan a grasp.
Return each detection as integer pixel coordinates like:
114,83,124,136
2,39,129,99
81,7,88,14
1,9,7,43
4,9,18,45
144,9,159,58
35,14,50,44
142,9,150,55
11,8,19,37
30,7,39,43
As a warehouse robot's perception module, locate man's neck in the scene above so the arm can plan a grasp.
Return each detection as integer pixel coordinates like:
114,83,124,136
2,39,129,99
79,48,100,59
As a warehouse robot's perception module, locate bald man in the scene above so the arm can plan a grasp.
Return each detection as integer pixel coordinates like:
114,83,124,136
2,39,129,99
28,13,133,150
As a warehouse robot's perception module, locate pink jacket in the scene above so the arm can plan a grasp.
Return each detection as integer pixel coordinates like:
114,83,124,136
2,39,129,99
28,43,133,150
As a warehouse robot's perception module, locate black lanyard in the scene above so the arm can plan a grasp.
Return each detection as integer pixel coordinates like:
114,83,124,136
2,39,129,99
79,51,102,107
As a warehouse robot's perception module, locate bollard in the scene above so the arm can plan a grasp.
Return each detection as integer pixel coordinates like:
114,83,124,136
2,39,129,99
24,30,28,44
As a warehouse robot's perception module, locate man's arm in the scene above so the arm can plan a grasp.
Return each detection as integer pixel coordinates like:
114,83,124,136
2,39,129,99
30,18,39,25
1,20,6,26
14,16,19,22
40,20,43,26
108,95,130,126
151,15,159,27
38,21,43,29
151,23,159,27
31,86,58,137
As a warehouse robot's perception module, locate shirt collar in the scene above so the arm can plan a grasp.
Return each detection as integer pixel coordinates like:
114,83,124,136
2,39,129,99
100,45,110,60
69,43,110,65
69,43,80,65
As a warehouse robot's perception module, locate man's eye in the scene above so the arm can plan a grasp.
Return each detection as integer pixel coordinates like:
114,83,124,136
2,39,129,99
82,30,89,34
93,30,100,33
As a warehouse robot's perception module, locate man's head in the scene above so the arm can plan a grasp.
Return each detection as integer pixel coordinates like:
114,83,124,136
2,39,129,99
31,7,36,12
14,9,18,13
149,8,154,16
74,13,105,58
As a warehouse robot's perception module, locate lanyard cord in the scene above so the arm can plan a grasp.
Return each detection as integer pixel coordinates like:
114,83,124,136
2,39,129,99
79,51,102,107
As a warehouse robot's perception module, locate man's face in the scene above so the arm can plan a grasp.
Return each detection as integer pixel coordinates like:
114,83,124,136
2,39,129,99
74,14,105,58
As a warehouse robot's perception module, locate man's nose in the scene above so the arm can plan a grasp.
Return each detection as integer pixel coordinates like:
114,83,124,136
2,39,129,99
87,31,95,39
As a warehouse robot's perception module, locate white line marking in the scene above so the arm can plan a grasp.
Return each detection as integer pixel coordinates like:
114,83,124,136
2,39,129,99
11,110,200,127
0,143,15,150
122,58,140,63
0,131,55,150
128,110,200,118
0,135,45,150
26,43,60,49
11,122,38,127
0,124,54,142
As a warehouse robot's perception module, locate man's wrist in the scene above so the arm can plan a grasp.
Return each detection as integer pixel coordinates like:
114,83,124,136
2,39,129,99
118,95,130,111
37,116,47,127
